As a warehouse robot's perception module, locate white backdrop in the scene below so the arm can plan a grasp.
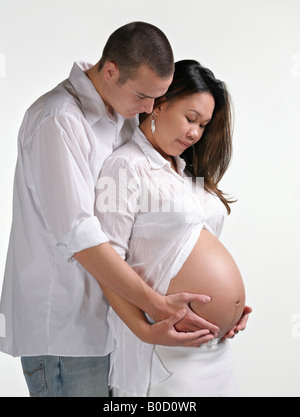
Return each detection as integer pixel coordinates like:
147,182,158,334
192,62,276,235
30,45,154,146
0,0,299,397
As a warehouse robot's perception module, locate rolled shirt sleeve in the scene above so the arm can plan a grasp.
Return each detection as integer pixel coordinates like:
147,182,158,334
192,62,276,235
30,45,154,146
24,114,108,261
95,155,141,260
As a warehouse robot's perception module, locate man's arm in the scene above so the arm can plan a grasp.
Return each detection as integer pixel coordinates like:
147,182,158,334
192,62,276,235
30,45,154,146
99,282,215,347
74,242,220,334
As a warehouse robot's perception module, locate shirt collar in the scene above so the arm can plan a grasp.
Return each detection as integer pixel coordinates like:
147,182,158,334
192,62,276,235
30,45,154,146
68,61,125,129
132,127,187,176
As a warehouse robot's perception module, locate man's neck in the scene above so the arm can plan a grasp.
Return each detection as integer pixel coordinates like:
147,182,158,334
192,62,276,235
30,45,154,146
85,64,114,115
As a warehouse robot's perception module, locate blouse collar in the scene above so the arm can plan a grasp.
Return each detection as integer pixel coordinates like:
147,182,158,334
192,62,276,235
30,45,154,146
132,127,187,177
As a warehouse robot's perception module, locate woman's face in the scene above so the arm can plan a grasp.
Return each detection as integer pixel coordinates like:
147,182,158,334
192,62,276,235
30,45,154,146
149,92,215,159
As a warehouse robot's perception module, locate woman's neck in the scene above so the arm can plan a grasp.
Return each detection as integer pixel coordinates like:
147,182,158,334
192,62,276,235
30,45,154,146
139,122,178,173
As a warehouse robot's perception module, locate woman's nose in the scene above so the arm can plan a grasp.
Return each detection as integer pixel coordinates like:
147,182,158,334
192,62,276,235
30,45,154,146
187,127,202,141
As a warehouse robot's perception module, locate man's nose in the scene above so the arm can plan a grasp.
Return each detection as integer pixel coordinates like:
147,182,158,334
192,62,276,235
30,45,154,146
141,98,155,114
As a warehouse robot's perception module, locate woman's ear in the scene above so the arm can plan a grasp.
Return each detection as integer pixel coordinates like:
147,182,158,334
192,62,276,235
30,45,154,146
154,101,168,116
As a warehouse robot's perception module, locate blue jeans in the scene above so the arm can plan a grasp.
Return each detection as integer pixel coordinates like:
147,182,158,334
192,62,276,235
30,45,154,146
21,355,110,397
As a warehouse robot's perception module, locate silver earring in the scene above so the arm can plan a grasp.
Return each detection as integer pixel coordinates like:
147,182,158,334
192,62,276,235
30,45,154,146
151,113,156,134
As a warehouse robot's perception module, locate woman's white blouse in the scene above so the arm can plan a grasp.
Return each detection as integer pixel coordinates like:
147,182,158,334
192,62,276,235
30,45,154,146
96,127,226,396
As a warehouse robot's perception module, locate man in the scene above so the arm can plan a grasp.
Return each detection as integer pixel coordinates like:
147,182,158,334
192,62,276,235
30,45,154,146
0,22,218,397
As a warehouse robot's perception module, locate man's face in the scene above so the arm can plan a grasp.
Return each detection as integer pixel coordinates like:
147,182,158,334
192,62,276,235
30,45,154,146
109,65,173,118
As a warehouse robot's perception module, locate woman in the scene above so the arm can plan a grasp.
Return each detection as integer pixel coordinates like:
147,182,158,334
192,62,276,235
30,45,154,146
96,60,251,397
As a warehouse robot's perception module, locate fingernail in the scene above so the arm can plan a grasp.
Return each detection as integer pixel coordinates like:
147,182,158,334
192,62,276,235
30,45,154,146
178,308,187,317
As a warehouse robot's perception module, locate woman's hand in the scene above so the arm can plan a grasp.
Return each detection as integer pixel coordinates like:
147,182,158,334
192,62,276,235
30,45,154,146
142,308,215,347
221,305,252,341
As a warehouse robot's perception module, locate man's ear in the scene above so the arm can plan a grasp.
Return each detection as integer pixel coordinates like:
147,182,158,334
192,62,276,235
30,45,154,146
103,61,120,83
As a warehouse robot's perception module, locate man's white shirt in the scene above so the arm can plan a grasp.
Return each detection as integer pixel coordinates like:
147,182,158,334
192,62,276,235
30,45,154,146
0,61,137,357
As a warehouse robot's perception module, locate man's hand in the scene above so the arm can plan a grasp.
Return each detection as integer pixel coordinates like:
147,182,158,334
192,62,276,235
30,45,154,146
143,308,215,347
153,292,220,336
221,305,252,341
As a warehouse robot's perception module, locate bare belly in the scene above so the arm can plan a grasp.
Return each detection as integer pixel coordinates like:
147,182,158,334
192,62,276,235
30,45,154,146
167,229,246,339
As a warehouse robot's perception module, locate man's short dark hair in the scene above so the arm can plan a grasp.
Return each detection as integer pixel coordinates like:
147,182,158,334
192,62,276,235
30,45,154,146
98,22,174,84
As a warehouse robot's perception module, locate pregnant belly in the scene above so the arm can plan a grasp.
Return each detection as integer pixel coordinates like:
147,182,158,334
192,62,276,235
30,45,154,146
167,228,246,339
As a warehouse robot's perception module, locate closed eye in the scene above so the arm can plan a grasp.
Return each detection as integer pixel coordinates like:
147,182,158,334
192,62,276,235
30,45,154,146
186,117,207,129
136,92,155,100
186,117,196,123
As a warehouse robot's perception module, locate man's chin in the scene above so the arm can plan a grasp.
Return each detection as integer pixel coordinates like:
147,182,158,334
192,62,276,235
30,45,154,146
128,111,139,118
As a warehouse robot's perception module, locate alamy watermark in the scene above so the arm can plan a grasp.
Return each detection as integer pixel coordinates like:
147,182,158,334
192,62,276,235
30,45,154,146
291,53,300,78
292,313,300,338
95,169,205,221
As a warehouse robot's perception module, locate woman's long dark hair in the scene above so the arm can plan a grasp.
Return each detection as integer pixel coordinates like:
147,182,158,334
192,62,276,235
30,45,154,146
140,59,235,214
